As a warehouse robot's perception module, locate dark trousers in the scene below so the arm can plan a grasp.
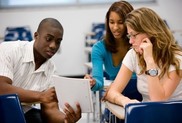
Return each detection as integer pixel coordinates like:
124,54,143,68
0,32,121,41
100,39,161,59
25,108,45,123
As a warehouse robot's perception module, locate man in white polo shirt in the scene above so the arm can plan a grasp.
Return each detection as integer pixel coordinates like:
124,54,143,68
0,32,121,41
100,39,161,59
0,18,81,123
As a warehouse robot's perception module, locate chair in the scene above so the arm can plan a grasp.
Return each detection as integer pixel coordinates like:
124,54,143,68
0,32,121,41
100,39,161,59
91,23,105,41
4,26,33,41
0,94,26,123
124,100,182,123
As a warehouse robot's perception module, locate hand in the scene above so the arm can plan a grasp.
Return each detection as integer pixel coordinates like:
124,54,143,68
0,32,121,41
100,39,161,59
139,38,154,62
84,74,96,87
122,98,140,107
40,87,57,103
64,102,82,123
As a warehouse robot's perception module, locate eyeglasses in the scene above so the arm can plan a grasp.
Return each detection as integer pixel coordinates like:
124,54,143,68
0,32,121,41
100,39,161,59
127,33,140,39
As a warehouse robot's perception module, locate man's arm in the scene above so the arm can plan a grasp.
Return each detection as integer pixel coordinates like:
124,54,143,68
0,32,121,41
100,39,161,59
0,76,43,103
0,76,82,123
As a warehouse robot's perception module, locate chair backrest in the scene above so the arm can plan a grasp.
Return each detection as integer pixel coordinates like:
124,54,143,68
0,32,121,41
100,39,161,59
125,100,182,123
0,94,26,123
91,23,105,41
4,26,33,41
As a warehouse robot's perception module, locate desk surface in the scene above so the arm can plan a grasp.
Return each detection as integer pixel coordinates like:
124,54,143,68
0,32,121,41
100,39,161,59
105,101,125,119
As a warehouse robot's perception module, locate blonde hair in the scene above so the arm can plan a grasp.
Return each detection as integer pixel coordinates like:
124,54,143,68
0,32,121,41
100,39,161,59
125,7,182,78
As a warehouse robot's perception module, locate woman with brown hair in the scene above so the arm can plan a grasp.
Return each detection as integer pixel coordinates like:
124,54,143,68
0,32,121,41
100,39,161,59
84,1,142,122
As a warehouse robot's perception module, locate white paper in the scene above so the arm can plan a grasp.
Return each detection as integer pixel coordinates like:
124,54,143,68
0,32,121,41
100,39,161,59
52,75,93,113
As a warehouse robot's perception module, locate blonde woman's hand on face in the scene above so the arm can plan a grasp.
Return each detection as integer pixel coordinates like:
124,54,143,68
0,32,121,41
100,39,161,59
139,38,154,62
84,74,96,88
64,102,82,123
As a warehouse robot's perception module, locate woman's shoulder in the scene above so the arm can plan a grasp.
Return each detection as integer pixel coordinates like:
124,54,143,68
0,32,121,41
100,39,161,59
93,40,105,47
92,40,106,50
126,48,136,55
91,40,108,57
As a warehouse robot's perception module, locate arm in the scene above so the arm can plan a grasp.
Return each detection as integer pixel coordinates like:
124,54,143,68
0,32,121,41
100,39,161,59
106,64,139,107
0,76,82,123
140,38,181,101
147,68,181,101
87,42,105,91
0,76,55,103
41,101,81,123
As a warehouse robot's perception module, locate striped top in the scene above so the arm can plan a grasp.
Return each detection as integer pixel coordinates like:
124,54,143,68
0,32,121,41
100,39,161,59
0,40,56,92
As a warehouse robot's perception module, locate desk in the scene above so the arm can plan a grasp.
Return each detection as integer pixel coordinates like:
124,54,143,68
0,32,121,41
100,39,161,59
105,101,125,120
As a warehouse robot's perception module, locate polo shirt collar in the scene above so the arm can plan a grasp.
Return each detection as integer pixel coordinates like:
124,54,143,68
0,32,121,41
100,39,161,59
23,41,50,76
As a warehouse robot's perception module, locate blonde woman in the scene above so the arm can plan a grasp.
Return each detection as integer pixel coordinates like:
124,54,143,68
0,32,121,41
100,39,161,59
105,7,182,107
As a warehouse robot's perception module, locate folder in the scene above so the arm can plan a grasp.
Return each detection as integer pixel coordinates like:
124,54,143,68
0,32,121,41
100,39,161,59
52,75,93,113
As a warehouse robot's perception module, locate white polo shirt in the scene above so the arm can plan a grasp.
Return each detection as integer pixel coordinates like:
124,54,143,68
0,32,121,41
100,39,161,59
0,40,56,112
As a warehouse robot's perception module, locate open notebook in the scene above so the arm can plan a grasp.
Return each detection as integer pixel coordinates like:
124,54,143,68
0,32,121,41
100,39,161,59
52,75,93,113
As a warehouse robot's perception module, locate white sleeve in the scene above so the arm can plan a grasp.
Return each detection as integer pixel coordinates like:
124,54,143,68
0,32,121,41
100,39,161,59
122,49,137,72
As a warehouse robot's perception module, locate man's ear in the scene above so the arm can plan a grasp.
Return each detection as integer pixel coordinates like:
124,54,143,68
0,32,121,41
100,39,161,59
34,32,38,39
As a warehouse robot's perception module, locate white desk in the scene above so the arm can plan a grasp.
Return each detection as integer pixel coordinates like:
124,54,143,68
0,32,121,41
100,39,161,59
105,101,125,120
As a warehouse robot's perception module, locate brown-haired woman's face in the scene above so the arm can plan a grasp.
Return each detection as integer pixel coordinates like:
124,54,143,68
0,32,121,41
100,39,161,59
109,11,125,40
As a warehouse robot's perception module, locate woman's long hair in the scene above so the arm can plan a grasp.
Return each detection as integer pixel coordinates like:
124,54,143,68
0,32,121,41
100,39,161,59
104,1,133,53
125,7,182,78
